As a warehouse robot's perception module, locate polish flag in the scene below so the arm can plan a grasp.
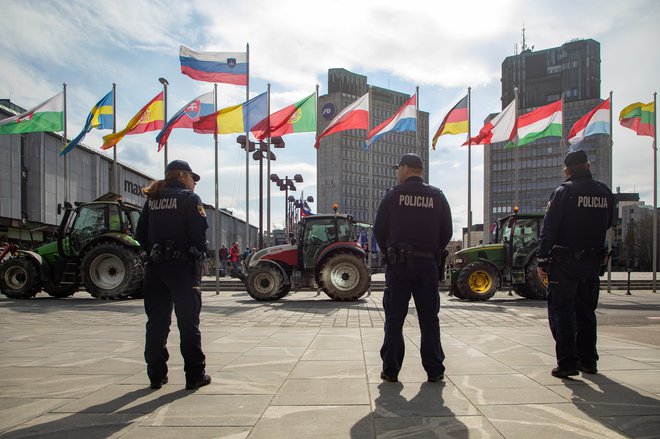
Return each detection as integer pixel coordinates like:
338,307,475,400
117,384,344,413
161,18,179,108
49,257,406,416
568,98,611,145
465,99,517,145
315,92,369,149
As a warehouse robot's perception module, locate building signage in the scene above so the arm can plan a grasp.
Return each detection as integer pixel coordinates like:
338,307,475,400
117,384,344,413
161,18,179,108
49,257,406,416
124,180,145,198
321,103,336,120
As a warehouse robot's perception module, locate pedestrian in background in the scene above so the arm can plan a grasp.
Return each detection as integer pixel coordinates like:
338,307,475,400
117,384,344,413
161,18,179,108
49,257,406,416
230,242,240,271
537,149,614,378
136,160,211,390
220,244,228,276
374,153,453,383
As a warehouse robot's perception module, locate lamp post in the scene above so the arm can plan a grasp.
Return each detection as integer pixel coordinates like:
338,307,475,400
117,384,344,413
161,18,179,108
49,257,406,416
158,77,169,168
270,174,303,243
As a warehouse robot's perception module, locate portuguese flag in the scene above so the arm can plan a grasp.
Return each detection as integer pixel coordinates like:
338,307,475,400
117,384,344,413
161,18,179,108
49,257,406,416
252,92,316,140
619,101,655,137
0,92,64,134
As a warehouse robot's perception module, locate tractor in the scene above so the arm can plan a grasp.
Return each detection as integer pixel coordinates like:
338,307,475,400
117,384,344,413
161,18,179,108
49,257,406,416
238,213,370,301
446,210,548,301
0,193,144,300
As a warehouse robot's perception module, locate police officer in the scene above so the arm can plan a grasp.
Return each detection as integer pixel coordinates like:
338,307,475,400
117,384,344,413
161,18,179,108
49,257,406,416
537,149,614,378
374,153,453,383
135,160,211,390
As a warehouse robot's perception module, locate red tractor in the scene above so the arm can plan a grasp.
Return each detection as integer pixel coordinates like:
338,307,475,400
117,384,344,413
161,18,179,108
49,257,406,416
238,213,370,301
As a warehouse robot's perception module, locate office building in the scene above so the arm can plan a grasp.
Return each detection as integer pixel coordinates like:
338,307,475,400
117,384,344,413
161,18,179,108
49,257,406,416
484,38,611,230
316,68,429,222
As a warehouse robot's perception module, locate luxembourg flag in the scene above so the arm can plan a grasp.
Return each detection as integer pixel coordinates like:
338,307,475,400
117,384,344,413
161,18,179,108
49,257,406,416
364,94,416,150
568,98,611,145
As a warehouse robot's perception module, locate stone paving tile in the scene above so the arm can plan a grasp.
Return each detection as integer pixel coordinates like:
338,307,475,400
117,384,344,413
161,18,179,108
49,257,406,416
0,398,71,434
370,381,480,417
375,415,504,438
273,378,370,405
119,426,251,439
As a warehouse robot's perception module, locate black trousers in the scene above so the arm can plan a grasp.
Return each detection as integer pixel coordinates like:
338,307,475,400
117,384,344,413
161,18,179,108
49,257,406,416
546,255,601,371
380,259,445,377
144,260,206,383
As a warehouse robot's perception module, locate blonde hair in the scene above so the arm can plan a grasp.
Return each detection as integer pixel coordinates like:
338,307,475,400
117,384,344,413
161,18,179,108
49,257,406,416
142,170,181,199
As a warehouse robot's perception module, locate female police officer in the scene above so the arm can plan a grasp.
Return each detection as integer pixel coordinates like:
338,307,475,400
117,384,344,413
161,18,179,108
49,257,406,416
136,160,211,390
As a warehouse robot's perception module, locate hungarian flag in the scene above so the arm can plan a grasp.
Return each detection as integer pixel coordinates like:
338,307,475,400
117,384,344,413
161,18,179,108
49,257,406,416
315,92,369,149
619,101,655,137
193,92,267,135
466,99,516,145
101,92,164,150
252,92,316,140
432,95,468,149
568,98,610,145
0,92,63,135
510,99,562,148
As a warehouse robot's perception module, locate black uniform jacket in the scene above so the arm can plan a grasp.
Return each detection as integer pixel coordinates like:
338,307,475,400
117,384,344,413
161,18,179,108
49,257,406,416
538,170,614,263
373,176,452,254
135,180,208,254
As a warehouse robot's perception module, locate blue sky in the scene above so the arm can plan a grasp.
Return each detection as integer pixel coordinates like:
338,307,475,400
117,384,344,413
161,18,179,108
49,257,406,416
2,0,658,240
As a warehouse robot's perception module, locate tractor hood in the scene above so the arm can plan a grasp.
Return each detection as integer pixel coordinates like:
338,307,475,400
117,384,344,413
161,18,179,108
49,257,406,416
249,245,298,268
455,243,504,257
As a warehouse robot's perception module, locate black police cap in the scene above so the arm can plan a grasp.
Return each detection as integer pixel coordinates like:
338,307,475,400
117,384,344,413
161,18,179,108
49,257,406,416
166,160,200,181
564,149,588,167
393,153,424,169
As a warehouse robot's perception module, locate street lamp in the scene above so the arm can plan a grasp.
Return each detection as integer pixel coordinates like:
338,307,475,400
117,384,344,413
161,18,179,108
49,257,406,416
158,77,169,166
270,173,303,243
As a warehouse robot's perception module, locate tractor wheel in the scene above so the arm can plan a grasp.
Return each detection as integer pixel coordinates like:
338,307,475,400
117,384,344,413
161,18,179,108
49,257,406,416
514,259,548,300
456,262,498,301
0,258,42,299
81,242,143,300
43,281,79,298
246,264,284,301
449,281,465,299
318,252,369,301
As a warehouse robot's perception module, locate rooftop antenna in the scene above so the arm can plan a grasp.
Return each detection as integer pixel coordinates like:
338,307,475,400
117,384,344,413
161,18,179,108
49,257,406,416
521,25,527,52
514,42,518,55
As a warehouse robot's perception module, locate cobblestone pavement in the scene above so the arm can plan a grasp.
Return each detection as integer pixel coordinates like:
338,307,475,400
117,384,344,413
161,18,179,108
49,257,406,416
1,289,659,438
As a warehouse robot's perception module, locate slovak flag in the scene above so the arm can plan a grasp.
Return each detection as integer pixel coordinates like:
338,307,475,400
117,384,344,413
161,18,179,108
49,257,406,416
365,94,416,150
156,91,214,151
568,98,611,145
315,92,369,149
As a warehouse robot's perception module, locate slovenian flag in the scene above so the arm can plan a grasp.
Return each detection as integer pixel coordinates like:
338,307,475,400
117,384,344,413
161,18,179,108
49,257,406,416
568,98,610,145
315,92,369,149
157,91,214,151
193,92,267,135
365,94,416,150
180,45,247,86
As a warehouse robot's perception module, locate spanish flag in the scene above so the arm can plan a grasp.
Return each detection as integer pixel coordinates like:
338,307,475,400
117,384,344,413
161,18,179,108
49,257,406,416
432,95,468,149
101,92,164,150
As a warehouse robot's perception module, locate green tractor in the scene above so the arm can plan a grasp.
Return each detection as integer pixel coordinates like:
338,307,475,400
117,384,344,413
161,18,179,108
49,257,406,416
446,210,548,301
0,193,144,300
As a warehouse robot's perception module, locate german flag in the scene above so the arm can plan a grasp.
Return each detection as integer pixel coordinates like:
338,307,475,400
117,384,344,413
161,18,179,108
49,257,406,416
432,95,468,149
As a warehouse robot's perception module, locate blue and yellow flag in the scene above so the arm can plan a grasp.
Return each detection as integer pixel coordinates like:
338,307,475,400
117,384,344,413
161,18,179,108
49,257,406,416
60,90,114,156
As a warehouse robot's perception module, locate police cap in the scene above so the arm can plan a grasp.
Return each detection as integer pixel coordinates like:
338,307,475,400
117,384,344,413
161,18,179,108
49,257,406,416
393,153,424,170
166,160,200,181
564,149,588,167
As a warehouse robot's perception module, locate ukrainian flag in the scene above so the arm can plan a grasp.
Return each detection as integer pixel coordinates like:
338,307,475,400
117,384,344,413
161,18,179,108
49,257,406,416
61,90,114,156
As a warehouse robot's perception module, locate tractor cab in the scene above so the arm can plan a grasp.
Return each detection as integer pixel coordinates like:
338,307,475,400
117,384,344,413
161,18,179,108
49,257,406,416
299,214,353,270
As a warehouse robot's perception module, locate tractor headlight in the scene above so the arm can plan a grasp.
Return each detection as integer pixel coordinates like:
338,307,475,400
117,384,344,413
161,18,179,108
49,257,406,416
454,257,464,265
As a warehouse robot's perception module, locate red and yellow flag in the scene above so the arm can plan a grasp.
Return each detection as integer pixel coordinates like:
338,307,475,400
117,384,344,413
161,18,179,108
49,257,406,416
101,92,164,150
432,95,468,149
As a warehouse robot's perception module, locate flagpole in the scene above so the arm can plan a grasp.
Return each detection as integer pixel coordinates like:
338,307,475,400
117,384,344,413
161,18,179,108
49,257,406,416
607,91,613,294
514,87,519,208
415,85,420,156
63,83,69,203
112,83,117,194
159,77,169,169
653,91,657,293
245,42,250,249
266,83,271,248
368,85,373,279
467,87,472,247
214,83,220,295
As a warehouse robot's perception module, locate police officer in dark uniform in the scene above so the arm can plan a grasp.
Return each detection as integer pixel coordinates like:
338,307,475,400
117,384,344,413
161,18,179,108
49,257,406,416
136,160,211,390
374,153,453,383
537,149,614,378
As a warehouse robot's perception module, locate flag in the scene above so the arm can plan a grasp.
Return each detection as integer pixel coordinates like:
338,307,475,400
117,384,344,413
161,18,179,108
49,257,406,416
60,90,114,156
0,92,63,135
619,101,655,137
252,92,316,140
101,92,164,150
365,94,416,149
301,200,313,217
568,98,610,145
466,99,516,145
193,92,267,135
179,45,247,86
314,92,369,149
156,91,214,151
432,95,468,149
509,99,562,148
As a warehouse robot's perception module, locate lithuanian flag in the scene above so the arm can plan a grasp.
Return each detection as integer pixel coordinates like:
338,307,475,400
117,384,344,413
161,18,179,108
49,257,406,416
619,101,655,137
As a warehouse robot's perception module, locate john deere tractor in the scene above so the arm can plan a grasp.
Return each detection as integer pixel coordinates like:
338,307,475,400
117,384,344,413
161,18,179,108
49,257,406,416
0,193,144,300
446,210,548,301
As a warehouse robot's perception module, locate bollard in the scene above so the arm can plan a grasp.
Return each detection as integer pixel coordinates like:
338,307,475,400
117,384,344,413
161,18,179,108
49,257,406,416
627,268,632,295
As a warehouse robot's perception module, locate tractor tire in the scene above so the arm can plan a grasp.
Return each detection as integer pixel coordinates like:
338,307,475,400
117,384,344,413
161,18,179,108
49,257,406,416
514,259,548,300
449,281,465,299
456,262,498,301
81,242,143,300
246,264,285,301
318,252,369,301
43,281,79,298
0,257,42,299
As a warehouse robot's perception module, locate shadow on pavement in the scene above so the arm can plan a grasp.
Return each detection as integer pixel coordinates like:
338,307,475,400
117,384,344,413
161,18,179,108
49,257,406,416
2,387,189,439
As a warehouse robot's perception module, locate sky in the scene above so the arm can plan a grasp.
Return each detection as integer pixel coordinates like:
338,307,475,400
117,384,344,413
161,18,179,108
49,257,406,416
1,0,658,241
